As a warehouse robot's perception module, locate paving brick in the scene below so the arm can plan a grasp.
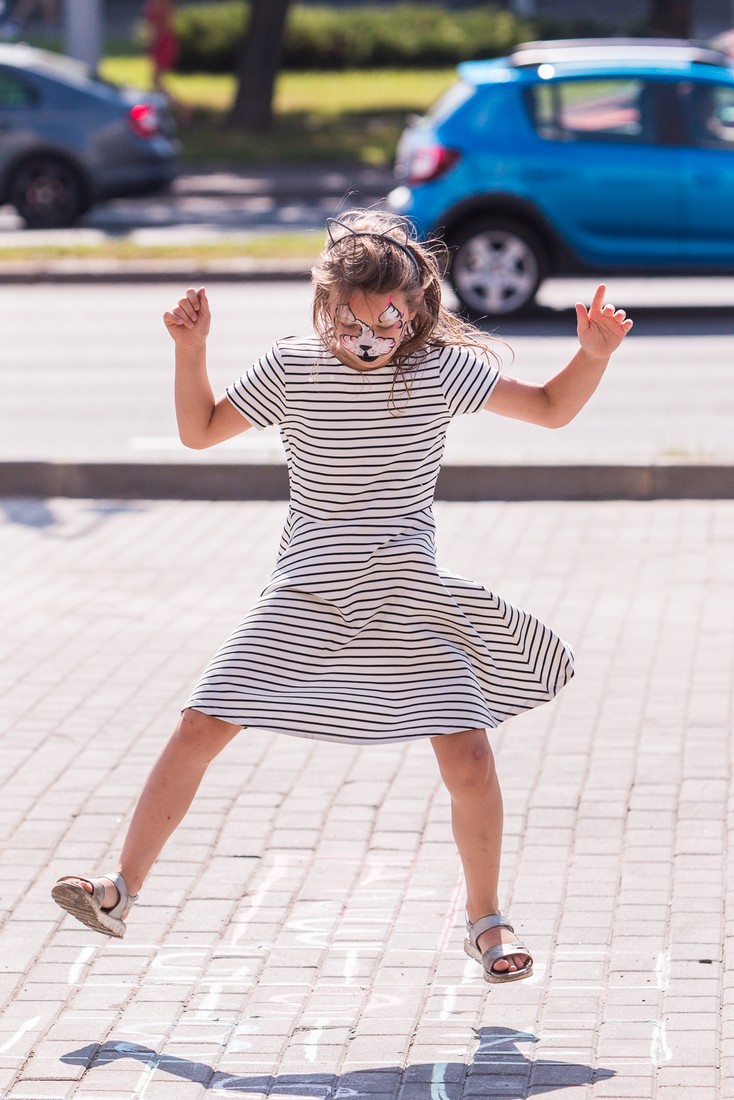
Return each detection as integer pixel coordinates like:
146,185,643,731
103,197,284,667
1,499,733,1097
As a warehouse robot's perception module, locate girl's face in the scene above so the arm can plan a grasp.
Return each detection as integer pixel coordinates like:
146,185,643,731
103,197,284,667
331,289,415,370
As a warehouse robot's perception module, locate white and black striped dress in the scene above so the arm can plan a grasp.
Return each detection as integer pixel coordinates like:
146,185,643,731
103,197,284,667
186,335,574,744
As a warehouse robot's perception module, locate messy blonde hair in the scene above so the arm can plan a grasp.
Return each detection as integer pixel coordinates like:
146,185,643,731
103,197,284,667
311,209,501,406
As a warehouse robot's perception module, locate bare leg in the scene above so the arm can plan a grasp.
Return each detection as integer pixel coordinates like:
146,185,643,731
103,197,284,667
431,727,529,974
68,708,240,911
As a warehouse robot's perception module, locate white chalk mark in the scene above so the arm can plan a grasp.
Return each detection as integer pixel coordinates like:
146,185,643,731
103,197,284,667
68,945,96,985
197,982,223,1016
230,854,292,948
439,874,469,1020
359,856,400,891
430,1061,450,1100
131,1052,162,1099
655,951,671,991
0,1017,41,1054
440,986,457,1021
303,1018,329,1064
343,948,360,985
650,1020,673,1066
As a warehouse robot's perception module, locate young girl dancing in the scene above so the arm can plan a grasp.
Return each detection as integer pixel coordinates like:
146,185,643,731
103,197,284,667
53,210,632,984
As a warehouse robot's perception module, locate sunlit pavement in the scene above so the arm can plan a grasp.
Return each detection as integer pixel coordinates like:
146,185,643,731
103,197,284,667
0,495,732,1098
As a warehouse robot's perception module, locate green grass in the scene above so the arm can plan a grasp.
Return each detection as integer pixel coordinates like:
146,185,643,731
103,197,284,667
100,57,455,164
0,234,322,263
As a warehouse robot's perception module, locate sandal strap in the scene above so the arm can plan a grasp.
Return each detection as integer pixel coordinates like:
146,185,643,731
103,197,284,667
466,912,514,950
101,872,139,920
482,941,531,973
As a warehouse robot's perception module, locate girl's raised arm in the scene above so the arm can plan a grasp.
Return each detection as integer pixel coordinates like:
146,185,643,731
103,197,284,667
164,287,252,449
484,284,633,428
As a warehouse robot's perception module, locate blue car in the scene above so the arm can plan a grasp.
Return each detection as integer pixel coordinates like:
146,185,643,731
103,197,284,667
388,38,734,316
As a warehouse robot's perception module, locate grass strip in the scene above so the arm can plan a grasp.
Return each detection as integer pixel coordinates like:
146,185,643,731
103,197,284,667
0,233,323,263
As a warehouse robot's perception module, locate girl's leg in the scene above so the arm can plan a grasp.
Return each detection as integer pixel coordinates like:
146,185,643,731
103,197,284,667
67,708,240,911
431,727,528,974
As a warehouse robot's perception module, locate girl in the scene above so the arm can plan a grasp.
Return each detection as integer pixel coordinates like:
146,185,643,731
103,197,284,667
52,211,632,984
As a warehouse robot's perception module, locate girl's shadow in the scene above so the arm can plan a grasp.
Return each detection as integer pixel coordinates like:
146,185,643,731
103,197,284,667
61,1026,615,1096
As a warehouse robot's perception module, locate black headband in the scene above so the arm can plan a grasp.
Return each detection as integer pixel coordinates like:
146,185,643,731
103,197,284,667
325,217,421,276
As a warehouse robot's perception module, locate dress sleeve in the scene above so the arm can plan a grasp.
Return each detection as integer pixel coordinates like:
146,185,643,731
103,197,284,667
226,342,286,428
438,345,501,416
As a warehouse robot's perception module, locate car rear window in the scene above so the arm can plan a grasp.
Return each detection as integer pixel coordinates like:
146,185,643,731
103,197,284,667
528,77,652,142
426,80,474,125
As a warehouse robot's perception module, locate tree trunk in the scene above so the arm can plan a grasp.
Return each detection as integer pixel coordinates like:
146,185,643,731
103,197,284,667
228,0,293,133
647,0,691,38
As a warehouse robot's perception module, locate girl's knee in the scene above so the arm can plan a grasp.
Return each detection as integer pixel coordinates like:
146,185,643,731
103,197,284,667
434,729,496,795
174,708,240,759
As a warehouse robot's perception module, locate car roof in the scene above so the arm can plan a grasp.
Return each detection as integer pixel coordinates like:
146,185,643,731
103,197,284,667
0,42,96,85
458,37,734,85
510,37,731,68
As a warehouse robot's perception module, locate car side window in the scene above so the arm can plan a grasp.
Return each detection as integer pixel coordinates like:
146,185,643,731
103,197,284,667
528,78,653,143
0,69,35,108
679,81,734,148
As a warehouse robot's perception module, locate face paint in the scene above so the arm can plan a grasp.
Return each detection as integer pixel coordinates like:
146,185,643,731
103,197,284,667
333,295,407,367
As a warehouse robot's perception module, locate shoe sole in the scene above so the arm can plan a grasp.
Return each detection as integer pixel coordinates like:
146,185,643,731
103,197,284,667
51,881,125,939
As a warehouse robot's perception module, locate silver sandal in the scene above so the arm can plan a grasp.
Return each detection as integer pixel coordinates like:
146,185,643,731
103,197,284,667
464,912,533,984
51,871,139,939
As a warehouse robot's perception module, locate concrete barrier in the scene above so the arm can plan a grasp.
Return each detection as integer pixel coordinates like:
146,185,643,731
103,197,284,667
0,461,732,500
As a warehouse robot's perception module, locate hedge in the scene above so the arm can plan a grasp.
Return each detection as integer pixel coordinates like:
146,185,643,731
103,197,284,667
173,3,540,73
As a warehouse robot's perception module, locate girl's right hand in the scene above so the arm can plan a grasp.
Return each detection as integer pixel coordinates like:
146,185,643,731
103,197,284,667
163,287,211,347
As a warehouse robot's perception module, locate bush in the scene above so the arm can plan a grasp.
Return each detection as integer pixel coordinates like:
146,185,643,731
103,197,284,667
175,3,246,72
174,2,540,73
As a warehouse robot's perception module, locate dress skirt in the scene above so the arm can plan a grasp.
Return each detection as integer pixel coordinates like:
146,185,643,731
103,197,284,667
186,508,574,744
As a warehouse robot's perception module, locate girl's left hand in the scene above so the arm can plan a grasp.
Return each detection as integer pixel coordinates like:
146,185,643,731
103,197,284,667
575,284,633,360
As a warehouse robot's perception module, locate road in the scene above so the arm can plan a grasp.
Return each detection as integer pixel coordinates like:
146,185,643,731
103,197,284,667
0,166,393,241
1,276,733,467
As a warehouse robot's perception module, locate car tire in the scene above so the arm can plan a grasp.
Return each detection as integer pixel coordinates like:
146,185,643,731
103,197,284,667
448,217,547,318
7,154,89,229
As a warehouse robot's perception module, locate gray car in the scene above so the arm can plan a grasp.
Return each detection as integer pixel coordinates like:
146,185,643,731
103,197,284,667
0,43,178,228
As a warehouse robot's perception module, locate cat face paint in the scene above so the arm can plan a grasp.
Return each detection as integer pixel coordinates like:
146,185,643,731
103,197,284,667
332,290,413,370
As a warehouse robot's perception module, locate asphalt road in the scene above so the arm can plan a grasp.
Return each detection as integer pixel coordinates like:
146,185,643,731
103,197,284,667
2,276,732,468
0,166,394,241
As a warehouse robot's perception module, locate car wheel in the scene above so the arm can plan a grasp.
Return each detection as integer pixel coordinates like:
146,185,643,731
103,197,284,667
8,155,89,229
449,218,547,318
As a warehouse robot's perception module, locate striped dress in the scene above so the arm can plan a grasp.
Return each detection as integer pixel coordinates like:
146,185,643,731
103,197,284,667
186,335,574,744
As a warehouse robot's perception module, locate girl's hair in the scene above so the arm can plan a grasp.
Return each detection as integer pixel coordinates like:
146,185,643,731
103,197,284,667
311,210,502,402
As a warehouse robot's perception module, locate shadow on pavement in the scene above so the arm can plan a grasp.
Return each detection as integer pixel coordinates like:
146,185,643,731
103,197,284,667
61,1026,615,1097
487,303,734,338
0,499,146,532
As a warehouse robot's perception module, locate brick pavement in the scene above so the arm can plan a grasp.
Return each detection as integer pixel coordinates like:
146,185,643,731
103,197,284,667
0,497,732,1100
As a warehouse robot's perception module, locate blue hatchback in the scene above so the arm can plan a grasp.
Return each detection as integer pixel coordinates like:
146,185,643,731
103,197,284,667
388,38,734,316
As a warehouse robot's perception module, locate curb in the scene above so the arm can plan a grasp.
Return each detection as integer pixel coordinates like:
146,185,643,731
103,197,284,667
0,260,313,284
1,461,732,501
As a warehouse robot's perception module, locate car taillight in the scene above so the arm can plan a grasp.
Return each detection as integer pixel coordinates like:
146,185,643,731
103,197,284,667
128,103,159,139
407,145,460,184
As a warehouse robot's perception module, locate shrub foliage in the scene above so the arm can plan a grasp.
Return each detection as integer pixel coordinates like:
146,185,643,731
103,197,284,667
174,3,539,73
